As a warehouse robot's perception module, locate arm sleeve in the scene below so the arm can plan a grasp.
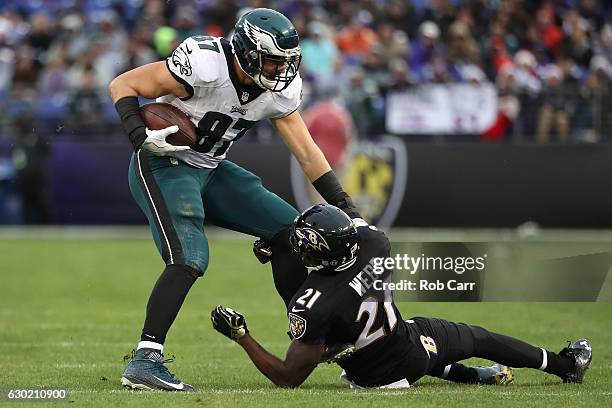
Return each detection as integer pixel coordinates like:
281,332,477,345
312,171,362,218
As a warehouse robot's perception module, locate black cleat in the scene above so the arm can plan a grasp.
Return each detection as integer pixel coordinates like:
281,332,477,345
559,338,592,384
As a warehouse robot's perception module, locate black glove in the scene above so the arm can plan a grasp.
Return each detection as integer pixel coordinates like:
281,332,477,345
253,239,273,264
335,196,361,219
211,305,249,341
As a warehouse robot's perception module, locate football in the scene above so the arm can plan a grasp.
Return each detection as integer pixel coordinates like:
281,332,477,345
140,102,198,146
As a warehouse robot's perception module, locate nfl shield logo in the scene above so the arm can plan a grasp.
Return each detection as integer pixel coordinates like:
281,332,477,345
241,91,249,102
290,135,407,228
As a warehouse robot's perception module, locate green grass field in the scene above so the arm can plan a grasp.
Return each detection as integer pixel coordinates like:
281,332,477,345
1,236,611,407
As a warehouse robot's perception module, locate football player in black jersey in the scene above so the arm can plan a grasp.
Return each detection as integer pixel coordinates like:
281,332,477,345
211,204,592,388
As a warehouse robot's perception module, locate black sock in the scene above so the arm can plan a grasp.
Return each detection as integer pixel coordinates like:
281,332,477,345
470,325,574,378
543,350,575,378
270,228,308,308
471,327,543,367
140,264,200,344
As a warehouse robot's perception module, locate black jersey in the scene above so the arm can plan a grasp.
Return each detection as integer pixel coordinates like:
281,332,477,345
286,220,417,387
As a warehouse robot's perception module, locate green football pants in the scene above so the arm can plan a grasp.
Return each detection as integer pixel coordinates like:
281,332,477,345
128,150,299,274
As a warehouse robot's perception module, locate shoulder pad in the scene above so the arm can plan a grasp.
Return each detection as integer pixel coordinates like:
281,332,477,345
352,218,379,231
270,72,303,118
167,37,224,88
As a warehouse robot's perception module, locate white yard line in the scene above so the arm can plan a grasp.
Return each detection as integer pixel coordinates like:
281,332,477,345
3,226,612,242
65,388,609,397
0,341,289,349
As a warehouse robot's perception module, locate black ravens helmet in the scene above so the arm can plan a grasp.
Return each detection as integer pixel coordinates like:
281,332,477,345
231,8,301,92
290,204,359,273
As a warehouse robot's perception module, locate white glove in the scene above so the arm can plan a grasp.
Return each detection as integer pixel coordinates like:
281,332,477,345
141,126,190,156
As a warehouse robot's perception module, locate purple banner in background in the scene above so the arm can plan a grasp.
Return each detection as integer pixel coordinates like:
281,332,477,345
3,139,612,227
50,140,143,224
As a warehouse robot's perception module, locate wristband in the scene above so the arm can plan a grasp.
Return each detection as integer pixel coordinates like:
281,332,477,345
312,171,361,218
115,96,147,150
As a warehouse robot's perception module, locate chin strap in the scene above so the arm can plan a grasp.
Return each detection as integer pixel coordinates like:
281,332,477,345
334,257,357,272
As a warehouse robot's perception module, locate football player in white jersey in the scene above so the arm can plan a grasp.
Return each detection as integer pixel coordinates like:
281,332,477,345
109,8,360,391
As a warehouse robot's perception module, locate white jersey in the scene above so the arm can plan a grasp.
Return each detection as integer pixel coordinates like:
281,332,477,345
159,35,302,168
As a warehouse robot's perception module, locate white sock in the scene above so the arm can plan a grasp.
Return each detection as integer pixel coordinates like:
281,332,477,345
442,364,452,379
137,341,163,353
538,348,548,370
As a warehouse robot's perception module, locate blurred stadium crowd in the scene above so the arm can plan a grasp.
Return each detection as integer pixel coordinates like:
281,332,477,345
1,0,612,144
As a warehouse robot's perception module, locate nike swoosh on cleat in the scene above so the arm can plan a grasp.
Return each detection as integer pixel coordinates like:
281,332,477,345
151,376,185,390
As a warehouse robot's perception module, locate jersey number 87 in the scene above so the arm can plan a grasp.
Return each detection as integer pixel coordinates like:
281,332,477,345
194,112,256,156
189,36,257,156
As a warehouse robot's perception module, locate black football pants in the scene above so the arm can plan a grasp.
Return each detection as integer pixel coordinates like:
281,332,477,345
404,317,574,383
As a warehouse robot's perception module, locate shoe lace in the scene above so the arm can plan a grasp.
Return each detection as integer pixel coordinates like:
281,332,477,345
558,340,578,377
559,340,574,357
122,349,136,364
122,348,180,379
155,354,177,380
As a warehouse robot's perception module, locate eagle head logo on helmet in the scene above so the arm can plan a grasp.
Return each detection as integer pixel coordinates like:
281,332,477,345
231,8,301,92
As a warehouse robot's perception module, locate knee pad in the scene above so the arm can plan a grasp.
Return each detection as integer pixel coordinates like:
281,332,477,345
176,242,209,276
